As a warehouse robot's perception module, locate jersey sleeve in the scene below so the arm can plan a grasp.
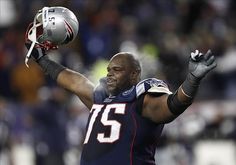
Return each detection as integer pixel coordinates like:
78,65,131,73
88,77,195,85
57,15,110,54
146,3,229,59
93,77,109,103
135,78,172,98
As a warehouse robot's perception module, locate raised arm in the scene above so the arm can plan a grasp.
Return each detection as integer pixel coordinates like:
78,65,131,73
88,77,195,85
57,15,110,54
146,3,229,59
26,44,95,109
57,68,94,109
142,50,217,124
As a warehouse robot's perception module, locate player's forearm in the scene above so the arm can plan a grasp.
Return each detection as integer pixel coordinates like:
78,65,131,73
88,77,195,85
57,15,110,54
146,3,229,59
180,73,200,100
38,56,95,108
37,56,66,81
57,69,95,108
57,69,94,96
167,73,200,116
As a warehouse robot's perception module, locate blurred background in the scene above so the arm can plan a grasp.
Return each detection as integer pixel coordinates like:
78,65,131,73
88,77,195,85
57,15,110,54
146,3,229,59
0,0,236,165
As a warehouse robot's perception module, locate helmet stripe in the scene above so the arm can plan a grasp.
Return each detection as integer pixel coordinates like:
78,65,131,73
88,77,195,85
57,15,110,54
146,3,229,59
64,20,74,43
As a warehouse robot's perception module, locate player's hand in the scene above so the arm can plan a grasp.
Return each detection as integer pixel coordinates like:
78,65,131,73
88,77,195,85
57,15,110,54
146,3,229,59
188,49,217,80
25,42,47,62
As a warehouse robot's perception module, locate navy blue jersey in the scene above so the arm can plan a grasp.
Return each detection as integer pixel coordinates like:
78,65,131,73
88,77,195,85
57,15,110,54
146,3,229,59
81,78,172,165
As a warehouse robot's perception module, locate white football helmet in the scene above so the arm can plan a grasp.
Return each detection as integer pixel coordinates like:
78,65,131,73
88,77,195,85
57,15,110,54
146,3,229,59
25,6,79,67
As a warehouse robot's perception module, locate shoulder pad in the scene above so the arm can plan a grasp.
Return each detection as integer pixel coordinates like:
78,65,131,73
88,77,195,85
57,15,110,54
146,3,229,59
136,78,172,97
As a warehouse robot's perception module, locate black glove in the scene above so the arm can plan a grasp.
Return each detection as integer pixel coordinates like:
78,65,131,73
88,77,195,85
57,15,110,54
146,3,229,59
25,42,65,80
25,43,47,62
181,49,217,98
188,49,217,80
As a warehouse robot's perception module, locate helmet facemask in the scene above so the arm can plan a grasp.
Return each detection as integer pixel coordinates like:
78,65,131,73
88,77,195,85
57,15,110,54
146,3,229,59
25,7,58,67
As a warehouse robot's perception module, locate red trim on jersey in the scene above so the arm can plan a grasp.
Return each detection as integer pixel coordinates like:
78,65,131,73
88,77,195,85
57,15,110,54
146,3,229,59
130,103,137,165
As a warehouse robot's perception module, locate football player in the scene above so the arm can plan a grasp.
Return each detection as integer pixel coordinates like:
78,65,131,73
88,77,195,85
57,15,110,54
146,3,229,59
25,43,216,165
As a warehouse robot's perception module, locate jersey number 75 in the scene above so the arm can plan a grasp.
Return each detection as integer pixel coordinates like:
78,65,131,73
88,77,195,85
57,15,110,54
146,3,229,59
84,104,126,144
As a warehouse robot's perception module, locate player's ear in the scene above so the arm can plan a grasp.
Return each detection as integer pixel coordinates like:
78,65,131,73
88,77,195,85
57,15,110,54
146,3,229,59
131,70,140,84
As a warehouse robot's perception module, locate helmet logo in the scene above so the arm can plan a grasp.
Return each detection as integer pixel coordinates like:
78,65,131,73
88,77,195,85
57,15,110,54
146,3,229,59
64,20,74,44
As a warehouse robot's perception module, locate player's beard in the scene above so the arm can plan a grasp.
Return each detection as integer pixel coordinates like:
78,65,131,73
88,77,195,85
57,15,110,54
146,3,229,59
107,78,133,96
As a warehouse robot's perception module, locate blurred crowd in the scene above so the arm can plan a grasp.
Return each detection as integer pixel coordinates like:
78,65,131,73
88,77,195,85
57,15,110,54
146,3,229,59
0,0,236,165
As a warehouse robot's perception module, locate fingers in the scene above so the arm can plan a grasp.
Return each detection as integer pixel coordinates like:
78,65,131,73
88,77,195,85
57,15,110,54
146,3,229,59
191,50,204,61
208,60,217,70
204,49,217,69
190,49,214,63
25,43,31,49
205,54,215,66
204,49,212,60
